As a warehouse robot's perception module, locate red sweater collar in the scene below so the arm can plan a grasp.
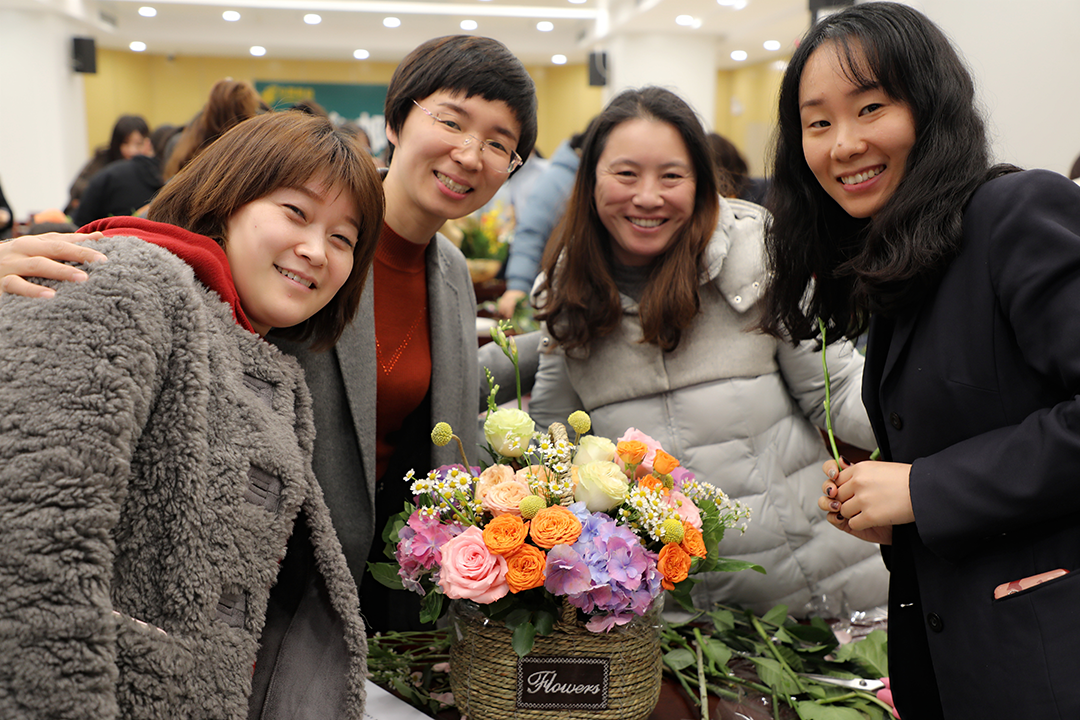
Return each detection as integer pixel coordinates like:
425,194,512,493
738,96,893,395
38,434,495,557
82,217,255,334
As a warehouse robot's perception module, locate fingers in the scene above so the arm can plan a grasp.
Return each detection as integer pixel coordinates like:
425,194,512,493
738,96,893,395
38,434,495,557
0,232,107,297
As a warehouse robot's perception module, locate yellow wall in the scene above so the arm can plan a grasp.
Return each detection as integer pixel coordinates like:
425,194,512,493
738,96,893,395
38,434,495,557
83,48,783,173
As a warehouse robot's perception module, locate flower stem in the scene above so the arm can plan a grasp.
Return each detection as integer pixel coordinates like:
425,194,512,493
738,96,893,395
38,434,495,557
750,615,807,695
693,630,708,720
818,318,842,466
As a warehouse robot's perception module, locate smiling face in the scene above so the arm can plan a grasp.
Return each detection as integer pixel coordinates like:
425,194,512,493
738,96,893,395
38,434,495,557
382,91,521,242
594,118,697,267
225,179,358,335
799,42,916,219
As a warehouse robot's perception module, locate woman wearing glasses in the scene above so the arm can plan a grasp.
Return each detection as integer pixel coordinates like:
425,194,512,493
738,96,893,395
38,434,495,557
0,35,538,634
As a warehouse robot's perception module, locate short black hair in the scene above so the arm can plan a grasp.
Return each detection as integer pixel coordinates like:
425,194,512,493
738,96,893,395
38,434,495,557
384,36,537,168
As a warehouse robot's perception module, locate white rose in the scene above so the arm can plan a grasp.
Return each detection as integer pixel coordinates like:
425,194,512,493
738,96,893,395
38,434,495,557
573,435,617,465
483,408,535,458
573,461,630,513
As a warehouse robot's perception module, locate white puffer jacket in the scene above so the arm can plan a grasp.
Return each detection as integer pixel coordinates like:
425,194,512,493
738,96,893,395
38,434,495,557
530,197,888,617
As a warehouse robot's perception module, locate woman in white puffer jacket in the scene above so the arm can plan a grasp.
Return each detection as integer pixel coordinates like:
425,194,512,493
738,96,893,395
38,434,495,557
529,86,886,618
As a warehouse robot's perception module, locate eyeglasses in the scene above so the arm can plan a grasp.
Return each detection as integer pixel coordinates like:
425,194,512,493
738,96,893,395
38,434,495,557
412,100,523,174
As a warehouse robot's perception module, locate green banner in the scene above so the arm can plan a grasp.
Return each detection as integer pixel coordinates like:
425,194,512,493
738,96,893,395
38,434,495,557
256,80,388,158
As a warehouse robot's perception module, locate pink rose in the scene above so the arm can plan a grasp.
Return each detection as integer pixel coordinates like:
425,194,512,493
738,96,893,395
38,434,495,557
667,491,702,530
437,526,510,603
474,464,516,503
616,428,664,474
482,479,532,516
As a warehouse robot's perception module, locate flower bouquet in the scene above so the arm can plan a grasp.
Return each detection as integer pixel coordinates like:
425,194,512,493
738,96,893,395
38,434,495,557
370,321,760,719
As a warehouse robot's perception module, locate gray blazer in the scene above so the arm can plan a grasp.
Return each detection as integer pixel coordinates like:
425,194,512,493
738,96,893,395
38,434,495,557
274,233,480,586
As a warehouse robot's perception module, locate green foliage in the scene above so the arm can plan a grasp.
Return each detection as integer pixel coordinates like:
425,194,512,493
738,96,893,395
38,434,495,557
662,603,894,720
366,630,454,716
367,561,405,591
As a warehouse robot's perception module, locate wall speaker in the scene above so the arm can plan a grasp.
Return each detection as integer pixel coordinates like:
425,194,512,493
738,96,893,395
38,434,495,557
72,37,97,74
588,51,608,87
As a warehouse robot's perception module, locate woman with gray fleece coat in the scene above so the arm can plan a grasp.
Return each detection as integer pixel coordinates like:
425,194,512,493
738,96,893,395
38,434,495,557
0,111,383,719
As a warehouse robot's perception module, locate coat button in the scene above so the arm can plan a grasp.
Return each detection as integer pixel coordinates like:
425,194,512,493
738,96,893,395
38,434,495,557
890,412,904,430
926,613,944,632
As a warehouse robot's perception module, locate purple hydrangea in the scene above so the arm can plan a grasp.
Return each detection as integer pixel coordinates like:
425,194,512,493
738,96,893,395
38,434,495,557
396,510,464,593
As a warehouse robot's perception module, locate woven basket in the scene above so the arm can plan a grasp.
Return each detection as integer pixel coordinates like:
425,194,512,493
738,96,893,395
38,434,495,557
448,599,662,720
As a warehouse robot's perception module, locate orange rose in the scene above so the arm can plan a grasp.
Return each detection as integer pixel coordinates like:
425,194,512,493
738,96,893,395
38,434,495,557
505,544,547,592
617,440,648,465
658,542,692,591
653,449,680,475
680,522,707,558
637,474,667,495
483,515,529,555
529,505,583,549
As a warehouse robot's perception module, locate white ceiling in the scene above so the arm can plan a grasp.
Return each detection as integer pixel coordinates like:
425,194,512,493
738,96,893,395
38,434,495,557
77,0,811,69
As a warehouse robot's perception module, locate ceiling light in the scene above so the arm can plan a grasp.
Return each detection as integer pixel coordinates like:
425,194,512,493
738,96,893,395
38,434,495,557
354,49,370,60
568,0,587,4
763,40,781,51
130,41,147,52
223,10,240,21
304,13,321,24
138,7,156,18
460,19,478,30
717,0,747,7
730,50,748,61
537,21,554,32
383,17,401,28
676,15,695,26
552,54,567,65
250,45,266,57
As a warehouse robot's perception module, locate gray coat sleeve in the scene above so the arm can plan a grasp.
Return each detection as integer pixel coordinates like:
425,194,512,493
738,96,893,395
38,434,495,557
776,337,877,452
0,241,174,718
527,328,585,431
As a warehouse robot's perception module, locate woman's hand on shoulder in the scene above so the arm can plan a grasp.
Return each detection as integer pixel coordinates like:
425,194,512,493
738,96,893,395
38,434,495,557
0,232,107,298
818,458,913,545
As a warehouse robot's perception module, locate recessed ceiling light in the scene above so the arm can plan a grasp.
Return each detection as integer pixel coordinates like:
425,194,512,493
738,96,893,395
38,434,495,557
676,15,695,26
304,13,321,24
537,21,554,32
763,40,781,51
568,0,586,4
354,49,370,60
730,50,748,61
130,41,147,52
460,19,478,30
223,10,240,22
552,54,567,65
138,7,156,18
717,0,747,7
250,46,266,57
383,17,401,28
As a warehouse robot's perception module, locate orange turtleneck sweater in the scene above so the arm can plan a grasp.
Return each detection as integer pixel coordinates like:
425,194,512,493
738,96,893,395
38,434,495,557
373,223,432,482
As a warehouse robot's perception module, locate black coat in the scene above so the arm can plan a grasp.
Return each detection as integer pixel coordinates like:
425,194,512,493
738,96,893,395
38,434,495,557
73,154,163,226
866,169,1080,719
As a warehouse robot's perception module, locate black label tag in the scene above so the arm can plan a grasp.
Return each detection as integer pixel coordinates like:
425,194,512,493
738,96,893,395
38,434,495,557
516,656,609,710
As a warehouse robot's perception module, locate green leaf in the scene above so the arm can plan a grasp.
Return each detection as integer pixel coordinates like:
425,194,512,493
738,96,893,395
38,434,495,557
367,562,404,590
775,643,805,673
749,657,801,698
794,700,868,720
418,590,444,625
512,621,537,657
709,557,766,574
533,610,556,636
504,608,531,630
701,638,732,670
663,647,697,672
708,608,735,633
833,630,888,678
761,604,790,627
668,578,698,613
786,619,839,647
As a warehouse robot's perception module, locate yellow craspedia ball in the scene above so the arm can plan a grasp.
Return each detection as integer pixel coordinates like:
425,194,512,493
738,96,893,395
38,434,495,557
431,422,453,447
519,495,547,520
567,411,592,435
661,473,674,490
660,517,685,544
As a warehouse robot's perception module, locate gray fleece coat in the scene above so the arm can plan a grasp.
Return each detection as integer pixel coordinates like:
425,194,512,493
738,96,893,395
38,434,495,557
0,236,367,719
